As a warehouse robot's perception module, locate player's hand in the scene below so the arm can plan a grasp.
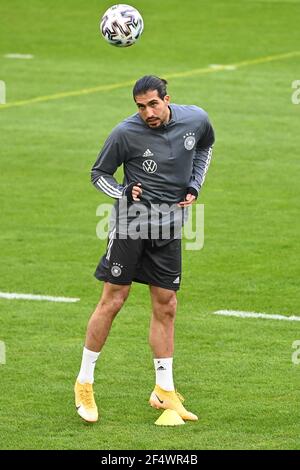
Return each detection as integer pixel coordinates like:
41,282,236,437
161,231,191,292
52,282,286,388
132,183,142,201
177,193,196,207
124,182,142,202
177,187,198,207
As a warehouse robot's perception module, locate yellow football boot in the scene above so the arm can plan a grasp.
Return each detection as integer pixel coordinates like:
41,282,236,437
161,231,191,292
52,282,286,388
149,385,198,421
74,380,98,423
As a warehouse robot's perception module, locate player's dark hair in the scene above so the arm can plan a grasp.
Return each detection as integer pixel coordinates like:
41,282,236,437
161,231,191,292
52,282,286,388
133,75,168,100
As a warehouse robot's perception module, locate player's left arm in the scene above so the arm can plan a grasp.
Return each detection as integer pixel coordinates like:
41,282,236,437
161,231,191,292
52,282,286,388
179,115,215,207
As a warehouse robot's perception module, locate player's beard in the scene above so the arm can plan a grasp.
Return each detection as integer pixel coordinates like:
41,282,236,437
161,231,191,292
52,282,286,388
146,107,170,128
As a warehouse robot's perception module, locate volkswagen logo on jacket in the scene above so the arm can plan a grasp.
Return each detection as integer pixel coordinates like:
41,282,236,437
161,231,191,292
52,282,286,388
142,159,157,174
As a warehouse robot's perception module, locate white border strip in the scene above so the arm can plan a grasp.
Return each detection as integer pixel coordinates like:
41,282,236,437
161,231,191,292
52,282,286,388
0,292,80,303
213,310,300,321
4,53,34,59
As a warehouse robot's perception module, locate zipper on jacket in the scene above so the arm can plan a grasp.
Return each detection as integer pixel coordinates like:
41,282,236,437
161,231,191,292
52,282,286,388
165,127,173,160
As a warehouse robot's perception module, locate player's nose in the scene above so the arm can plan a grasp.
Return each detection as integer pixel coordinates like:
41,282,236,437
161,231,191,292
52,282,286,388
145,107,154,118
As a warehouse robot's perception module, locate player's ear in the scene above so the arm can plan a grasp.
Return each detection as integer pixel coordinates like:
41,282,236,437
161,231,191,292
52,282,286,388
164,95,170,104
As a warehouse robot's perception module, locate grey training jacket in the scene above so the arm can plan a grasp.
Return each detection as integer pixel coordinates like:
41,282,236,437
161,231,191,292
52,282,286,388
91,104,215,204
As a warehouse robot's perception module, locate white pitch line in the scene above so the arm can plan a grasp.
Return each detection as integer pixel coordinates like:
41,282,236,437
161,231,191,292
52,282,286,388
213,310,300,322
0,292,80,303
209,63,237,70
4,53,34,59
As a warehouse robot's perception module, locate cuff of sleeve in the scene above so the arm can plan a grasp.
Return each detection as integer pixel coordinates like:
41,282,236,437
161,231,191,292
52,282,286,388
123,182,138,202
186,186,199,199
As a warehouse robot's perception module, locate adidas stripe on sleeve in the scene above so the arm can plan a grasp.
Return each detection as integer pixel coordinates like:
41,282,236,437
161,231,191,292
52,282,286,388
91,126,126,199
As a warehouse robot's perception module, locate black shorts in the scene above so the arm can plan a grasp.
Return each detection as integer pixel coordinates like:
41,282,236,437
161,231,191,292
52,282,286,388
94,233,182,291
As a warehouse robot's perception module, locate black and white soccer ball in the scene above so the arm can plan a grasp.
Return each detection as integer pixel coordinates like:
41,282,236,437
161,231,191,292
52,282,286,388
100,4,144,47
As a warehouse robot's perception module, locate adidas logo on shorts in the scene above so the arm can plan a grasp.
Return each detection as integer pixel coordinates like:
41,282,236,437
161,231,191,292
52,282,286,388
173,276,180,284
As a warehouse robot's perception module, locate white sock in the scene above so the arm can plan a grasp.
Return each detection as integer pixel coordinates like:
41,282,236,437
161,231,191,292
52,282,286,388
154,357,174,391
77,347,100,384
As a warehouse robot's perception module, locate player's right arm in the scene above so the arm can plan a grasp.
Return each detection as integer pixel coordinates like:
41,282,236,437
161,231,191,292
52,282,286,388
91,126,142,201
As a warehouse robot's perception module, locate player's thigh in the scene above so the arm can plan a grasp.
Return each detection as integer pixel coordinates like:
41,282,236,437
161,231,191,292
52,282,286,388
149,285,177,309
97,282,131,309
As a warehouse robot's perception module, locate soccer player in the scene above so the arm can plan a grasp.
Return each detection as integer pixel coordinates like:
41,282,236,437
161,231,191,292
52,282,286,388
74,76,215,422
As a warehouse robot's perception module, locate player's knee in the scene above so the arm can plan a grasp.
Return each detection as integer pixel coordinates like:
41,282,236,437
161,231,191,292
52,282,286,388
154,293,177,320
110,289,128,313
98,285,129,316
165,295,177,318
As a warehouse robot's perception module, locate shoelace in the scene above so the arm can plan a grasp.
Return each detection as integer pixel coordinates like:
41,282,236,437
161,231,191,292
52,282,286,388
80,387,95,408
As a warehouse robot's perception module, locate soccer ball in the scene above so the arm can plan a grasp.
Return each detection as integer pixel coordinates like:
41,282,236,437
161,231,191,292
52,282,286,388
100,4,144,47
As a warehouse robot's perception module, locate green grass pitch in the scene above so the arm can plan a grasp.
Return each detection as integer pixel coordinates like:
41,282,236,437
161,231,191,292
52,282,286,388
0,0,300,450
